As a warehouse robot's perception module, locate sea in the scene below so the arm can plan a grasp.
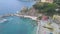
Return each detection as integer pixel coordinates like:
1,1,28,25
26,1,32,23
0,0,36,15
0,0,37,34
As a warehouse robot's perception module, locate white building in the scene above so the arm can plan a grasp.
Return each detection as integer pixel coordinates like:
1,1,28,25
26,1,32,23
41,0,53,3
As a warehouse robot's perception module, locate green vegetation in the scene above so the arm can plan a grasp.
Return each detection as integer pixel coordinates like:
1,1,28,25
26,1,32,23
33,2,58,16
54,0,60,5
37,16,42,20
19,1,60,17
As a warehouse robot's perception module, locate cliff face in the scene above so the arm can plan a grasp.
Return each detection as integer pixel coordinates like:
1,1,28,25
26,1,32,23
18,7,28,15
26,7,39,16
19,7,41,17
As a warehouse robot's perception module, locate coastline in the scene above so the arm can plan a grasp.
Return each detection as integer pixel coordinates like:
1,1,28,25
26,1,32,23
0,14,38,21
14,14,38,20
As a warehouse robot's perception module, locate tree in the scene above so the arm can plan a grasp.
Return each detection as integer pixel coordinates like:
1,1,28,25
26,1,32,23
33,2,57,16
54,0,60,5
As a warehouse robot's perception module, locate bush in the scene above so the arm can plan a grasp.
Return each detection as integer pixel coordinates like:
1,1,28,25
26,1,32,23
37,16,42,20
33,2,58,16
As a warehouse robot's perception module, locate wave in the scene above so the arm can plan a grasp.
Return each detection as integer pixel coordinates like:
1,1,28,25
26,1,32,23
0,19,8,23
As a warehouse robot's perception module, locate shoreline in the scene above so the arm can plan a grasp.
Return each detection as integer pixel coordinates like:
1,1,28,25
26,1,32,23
14,14,38,20
0,14,38,21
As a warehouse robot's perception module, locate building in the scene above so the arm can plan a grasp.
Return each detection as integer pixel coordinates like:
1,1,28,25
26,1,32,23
41,0,53,3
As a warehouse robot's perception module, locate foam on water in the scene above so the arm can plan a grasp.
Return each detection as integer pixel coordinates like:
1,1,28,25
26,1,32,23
0,19,8,23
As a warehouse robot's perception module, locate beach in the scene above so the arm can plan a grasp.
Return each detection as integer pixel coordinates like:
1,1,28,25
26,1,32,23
14,14,37,20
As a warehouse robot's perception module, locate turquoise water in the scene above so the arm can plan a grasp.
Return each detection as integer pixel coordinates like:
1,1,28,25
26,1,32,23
0,16,37,34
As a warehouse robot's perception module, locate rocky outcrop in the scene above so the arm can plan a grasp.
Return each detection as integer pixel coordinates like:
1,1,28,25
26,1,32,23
19,7,41,17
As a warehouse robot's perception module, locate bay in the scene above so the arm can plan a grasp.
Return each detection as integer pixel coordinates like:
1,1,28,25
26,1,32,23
0,16,37,34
